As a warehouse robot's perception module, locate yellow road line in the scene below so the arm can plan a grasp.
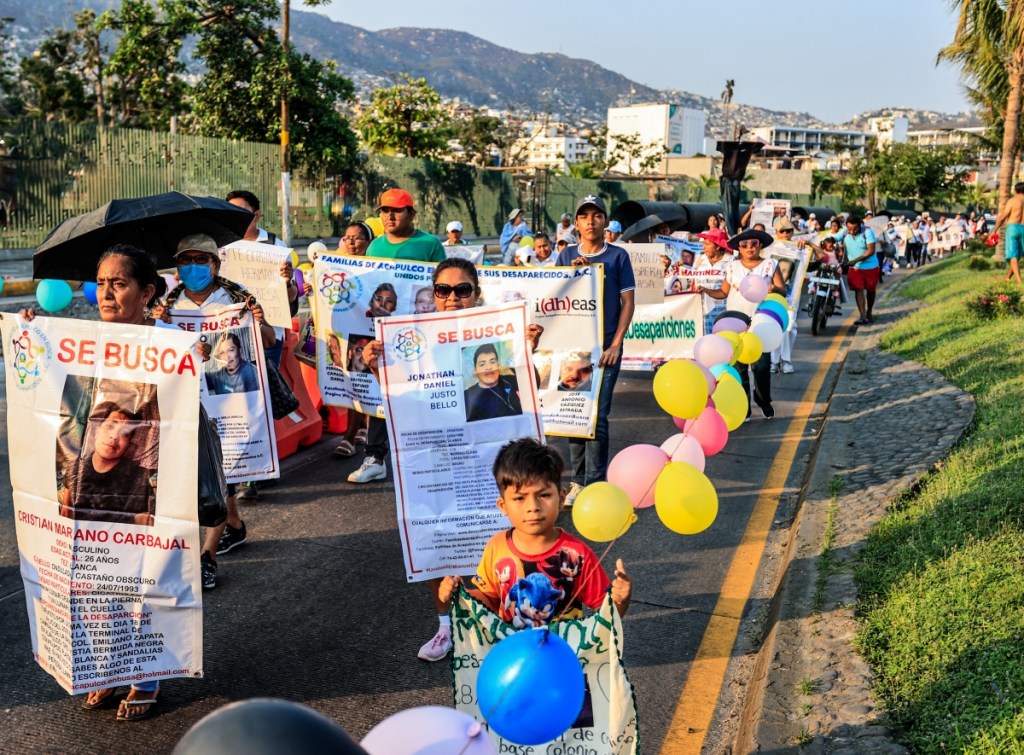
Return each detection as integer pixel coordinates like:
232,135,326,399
659,320,854,754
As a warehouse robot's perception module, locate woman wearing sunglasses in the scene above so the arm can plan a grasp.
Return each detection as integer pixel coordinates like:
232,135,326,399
361,257,543,663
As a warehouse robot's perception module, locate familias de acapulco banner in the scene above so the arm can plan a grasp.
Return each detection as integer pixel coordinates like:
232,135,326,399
162,304,279,483
313,254,604,438
1,313,203,694
377,301,543,583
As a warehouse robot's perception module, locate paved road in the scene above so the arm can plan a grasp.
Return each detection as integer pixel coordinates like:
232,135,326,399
0,297,857,753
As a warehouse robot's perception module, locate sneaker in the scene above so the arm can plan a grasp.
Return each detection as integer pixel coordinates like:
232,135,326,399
781,361,794,374
563,482,584,509
770,362,781,374
348,456,386,484
417,627,452,662
216,522,248,555
235,482,258,502
759,402,776,419
200,551,217,590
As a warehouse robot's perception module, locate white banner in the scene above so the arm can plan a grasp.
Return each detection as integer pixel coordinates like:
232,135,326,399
313,255,604,438
163,305,279,482
765,241,811,327
2,314,203,694
453,591,639,754
217,240,293,330
378,302,543,582
444,244,485,265
622,292,704,370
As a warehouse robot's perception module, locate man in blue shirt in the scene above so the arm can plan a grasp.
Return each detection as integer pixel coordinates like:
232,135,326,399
555,195,636,507
500,209,531,265
840,215,878,324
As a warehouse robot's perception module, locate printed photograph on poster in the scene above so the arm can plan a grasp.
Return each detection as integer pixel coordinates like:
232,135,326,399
764,241,811,324
556,350,595,394
411,284,436,314
204,330,260,395
462,341,523,422
57,376,159,527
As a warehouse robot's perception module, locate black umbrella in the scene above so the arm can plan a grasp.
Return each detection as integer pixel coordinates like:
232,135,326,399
621,211,688,243
33,191,254,280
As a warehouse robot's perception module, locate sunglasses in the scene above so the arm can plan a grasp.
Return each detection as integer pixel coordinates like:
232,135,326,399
178,254,214,265
738,241,760,249
433,283,475,299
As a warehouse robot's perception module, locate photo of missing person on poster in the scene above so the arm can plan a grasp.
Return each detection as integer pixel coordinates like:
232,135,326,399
463,340,523,422
557,350,595,393
347,334,373,373
56,376,159,526
204,329,259,396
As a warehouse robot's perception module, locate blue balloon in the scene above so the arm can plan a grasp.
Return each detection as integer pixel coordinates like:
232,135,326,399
37,279,73,312
83,281,98,305
756,300,789,329
710,363,743,384
477,628,585,745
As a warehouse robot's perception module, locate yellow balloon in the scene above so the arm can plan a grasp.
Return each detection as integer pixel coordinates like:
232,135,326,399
365,216,385,238
713,374,749,431
653,360,709,419
655,462,719,535
736,331,764,365
289,250,300,267
718,330,742,364
765,293,789,308
571,482,638,542
299,263,314,275
519,236,535,248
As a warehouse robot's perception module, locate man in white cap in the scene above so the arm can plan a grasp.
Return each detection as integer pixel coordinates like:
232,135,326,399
555,195,636,508
500,208,531,265
444,220,466,246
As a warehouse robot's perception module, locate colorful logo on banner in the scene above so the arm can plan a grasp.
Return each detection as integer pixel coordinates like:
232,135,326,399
320,270,363,312
391,326,428,361
9,324,52,390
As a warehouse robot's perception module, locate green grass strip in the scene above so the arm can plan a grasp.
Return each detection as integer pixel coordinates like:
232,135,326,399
854,255,1024,754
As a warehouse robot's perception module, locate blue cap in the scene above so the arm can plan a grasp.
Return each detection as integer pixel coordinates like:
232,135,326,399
607,220,622,233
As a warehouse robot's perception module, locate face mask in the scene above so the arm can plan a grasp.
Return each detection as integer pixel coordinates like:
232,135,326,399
179,264,213,292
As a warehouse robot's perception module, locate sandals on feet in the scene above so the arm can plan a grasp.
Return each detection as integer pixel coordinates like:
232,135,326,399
81,687,118,710
354,428,368,445
116,691,159,722
332,439,356,457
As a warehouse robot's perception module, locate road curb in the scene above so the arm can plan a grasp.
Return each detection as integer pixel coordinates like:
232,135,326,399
735,266,975,754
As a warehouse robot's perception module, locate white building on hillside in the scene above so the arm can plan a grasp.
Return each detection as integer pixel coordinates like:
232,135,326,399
606,103,706,173
749,125,868,154
512,124,591,172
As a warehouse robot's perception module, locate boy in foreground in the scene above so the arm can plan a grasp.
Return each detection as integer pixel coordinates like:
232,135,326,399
439,439,631,626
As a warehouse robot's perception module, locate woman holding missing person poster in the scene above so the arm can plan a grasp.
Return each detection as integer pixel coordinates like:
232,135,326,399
360,257,544,662
21,244,170,720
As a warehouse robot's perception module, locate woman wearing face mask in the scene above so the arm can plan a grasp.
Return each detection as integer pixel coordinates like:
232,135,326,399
152,233,277,588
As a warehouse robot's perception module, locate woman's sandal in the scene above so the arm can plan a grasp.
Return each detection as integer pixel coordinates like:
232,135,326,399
81,687,118,710
354,428,368,445
332,439,356,457
116,691,159,722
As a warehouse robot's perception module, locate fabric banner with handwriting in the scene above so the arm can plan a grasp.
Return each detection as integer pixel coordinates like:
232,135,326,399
452,590,639,754
378,302,543,582
313,254,603,438
217,240,293,330
2,314,202,694
164,304,279,482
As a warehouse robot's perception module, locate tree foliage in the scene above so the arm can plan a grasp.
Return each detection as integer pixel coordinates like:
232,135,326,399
357,74,453,159
15,11,100,122
606,131,669,175
454,113,511,167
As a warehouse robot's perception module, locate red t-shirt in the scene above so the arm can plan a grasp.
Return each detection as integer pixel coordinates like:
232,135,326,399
471,528,611,628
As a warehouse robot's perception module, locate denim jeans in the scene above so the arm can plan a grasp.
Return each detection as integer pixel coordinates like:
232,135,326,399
568,361,621,486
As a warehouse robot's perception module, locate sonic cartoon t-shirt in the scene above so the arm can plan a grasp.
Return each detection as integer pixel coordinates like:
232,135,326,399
472,529,610,629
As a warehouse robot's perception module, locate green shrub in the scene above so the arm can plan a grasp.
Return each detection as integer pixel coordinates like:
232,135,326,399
967,255,992,271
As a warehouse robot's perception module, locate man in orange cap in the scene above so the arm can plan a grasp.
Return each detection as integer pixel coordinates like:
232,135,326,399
348,189,446,486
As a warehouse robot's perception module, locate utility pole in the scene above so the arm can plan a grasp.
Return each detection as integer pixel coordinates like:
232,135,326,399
280,0,292,245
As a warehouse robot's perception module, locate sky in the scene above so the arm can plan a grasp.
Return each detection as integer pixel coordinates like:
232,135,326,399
313,0,972,124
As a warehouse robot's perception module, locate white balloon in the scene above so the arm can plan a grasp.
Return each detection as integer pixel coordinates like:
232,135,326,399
306,240,328,262
693,334,735,369
750,318,784,352
362,706,497,755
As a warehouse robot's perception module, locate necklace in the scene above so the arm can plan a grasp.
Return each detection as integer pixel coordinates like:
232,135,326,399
485,381,516,411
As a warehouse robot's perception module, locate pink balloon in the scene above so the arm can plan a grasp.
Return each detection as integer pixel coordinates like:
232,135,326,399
698,364,716,395
693,334,734,369
608,444,669,508
739,275,769,303
659,433,706,472
711,316,748,335
683,407,729,456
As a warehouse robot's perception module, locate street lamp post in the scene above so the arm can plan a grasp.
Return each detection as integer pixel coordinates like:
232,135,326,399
280,0,292,246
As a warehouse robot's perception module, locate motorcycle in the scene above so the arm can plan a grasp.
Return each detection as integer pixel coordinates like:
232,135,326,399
805,263,843,335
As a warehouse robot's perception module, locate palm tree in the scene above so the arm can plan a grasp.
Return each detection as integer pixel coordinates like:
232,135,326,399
939,0,1024,256
721,79,735,140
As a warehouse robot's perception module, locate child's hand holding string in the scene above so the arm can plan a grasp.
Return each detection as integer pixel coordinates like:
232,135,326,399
611,559,631,616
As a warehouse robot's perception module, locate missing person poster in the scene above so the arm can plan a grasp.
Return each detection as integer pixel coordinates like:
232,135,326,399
452,590,639,754
765,241,811,329
622,292,704,370
378,301,543,582
163,304,279,482
749,198,792,231
217,240,293,330
1,314,203,694
313,255,604,438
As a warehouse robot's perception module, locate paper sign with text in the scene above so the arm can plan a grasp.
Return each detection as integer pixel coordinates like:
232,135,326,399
444,244,485,265
217,240,293,330
2,314,203,694
749,198,792,231
163,305,279,482
453,590,639,754
378,302,543,582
